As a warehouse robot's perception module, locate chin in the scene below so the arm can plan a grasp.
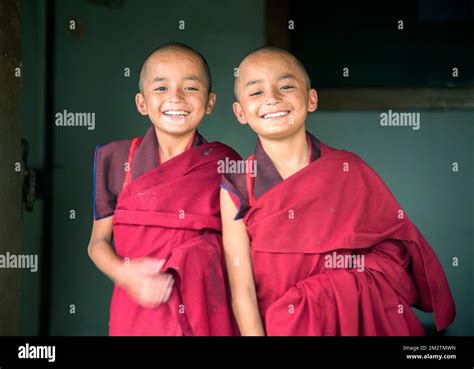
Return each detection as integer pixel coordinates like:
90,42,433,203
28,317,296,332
172,122,203,135
260,124,305,141
257,121,292,134
152,122,189,136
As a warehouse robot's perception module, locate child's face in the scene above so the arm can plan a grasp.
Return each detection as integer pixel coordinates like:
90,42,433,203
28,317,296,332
233,52,317,140
136,50,215,136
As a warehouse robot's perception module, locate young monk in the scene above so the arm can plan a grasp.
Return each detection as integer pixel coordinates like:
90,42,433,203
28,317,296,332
220,46,456,336
88,43,240,336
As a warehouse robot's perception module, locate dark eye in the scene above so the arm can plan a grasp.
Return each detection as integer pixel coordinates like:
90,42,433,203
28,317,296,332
250,91,262,97
154,86,167,91
281,85,294,90
185,87,198,91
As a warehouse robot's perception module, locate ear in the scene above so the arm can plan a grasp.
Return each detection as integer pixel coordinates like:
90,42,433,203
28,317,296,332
232,102,248,125
135,93,148,116
307,89,318,112
205,92,217,115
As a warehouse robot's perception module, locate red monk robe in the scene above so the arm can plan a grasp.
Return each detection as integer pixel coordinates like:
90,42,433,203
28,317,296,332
94,126,240,335
221,132,455,336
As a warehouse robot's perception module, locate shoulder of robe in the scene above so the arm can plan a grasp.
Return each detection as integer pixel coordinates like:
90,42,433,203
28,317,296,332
207,141,242,161
96,138,133,158
96,139,132,165
335,149,396,199
94,138,134,195
93,138,134,220
329,148,371,170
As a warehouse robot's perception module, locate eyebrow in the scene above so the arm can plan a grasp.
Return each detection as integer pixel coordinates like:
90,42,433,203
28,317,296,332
151,76,168,83
278,74,297,81
245,79,263,88
150,75,203,84
183,74,202,83
244,74,298,89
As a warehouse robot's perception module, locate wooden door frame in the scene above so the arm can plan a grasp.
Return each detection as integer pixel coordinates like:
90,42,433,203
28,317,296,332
0,0,22,335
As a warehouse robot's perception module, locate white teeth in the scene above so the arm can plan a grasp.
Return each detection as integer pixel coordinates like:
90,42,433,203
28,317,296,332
263,111,289,119
163,110,188,115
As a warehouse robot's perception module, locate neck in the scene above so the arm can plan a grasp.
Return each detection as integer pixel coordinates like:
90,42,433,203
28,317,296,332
154,128,195,163
259,127,310,179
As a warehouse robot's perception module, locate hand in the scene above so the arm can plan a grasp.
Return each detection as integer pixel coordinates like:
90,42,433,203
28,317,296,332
118,257,175,308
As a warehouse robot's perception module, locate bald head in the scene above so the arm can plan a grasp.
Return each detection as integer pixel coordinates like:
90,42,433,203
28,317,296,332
234,46,311,99
139,42,212,94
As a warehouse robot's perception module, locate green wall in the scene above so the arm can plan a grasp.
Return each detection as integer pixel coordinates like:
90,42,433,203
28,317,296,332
21,0,472,336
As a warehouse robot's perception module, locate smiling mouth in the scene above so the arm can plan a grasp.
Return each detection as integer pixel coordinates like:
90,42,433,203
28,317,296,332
261,111,290,120
162,110,190,118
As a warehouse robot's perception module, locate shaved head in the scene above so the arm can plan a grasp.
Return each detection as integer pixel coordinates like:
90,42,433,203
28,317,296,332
234,46,311,99
139,42,212,94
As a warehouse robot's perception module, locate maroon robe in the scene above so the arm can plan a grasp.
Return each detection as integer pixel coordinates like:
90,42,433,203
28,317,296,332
93,127,241,335
221,132,455,336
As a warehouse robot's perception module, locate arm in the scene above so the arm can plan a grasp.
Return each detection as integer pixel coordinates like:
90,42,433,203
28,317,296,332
87,216,174,308
220,189,265,336
87,216,127,285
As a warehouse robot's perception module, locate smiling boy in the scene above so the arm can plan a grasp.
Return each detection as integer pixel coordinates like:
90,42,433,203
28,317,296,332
88,43,239,336
220,46,455,336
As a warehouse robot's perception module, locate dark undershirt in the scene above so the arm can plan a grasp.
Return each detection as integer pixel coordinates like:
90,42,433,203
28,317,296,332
221,131,321,220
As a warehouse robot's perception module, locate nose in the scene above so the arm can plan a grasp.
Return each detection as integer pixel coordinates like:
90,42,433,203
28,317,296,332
266,86,282,105
168,87,185,103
